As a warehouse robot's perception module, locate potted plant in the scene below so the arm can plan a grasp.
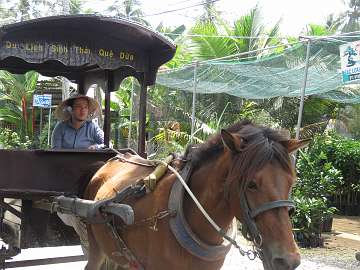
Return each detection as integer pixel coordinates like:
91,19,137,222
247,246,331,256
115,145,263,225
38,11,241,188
292,196,337,248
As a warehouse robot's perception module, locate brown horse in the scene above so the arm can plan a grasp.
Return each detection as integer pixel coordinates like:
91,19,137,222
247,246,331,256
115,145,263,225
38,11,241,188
84,120,309,270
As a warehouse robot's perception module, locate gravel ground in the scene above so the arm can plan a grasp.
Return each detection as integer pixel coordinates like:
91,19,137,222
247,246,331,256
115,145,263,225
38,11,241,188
8,243,360,270
222,245,360,270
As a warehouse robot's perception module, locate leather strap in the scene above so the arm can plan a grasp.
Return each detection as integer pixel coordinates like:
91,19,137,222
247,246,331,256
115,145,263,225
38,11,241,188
168,160,236,261
250,200,295,219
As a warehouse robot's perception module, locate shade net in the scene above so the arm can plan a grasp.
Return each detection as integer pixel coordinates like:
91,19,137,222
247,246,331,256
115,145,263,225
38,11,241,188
156,36,360,104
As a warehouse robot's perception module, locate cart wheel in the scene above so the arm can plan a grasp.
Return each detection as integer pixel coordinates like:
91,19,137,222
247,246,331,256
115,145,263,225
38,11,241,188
355,251,360,261
0,222,21,261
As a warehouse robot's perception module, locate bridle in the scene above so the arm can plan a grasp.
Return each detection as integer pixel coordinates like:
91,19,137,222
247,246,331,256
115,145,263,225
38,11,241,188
238,180,295,253
223,159,295,259
166,150,296,262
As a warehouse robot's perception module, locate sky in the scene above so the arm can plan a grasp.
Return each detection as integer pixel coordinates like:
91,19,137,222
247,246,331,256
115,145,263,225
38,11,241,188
84,0,348,36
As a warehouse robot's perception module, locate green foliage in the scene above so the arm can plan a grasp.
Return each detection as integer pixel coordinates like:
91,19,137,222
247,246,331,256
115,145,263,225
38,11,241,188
149,137,186,160
0,128,31,149
346,104,360,139
292,132,360,246
292,196,337,247
69,0,84,14
317,133,360,197
38,121,54,149
301,132,360,196
188,5,282,61
294,148,343,198
0,70,39,139
305,23,335,36
291,133,351,247
106,0,149,26
261,96,341,131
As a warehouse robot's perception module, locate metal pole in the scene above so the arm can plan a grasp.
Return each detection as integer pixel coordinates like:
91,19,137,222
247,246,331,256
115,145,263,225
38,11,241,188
190,62,198,143
47,107,52,146
295,39,311,140
128,78,135,148
39,108,43,137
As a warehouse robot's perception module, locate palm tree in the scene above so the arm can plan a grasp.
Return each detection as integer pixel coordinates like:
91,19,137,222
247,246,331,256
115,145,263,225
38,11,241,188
183,5,282,134
200,0,218,24
0,71,39,138
340,0,360,33
189,5,281,61
69,0,84,14
231,5,281,57
106,0,149,26
323,0,360,34
157,24,192,68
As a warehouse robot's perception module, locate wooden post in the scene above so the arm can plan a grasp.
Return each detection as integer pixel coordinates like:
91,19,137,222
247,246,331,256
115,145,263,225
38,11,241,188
138,74,147,158
78,77,85,95
104,71,113,147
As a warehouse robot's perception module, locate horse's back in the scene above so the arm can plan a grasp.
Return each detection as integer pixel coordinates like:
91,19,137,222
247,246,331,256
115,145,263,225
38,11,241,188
84,154,154,201
84,154,225,270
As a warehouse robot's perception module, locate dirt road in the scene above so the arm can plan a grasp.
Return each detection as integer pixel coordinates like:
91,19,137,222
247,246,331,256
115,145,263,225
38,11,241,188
8,216,360,270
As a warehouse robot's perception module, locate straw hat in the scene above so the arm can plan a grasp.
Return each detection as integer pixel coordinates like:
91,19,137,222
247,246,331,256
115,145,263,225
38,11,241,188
55,94,100,121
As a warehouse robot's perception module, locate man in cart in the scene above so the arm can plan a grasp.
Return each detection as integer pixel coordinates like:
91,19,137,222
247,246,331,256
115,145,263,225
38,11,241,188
52,94,104,150
51,94,105,256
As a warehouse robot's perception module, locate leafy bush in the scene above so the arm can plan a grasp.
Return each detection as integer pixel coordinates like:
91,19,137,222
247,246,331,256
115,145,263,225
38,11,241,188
292,196,337,247
0,128,31,149
294,148,343,198
292,133,345,247
298,132,360,215
321,134,360,203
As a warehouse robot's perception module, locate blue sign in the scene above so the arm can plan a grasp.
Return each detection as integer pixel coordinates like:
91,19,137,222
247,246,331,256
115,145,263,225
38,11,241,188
340,41,360,83
33,94,52,108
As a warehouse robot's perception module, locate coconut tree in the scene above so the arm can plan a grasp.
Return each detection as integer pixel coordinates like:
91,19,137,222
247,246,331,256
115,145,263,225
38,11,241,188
157,24,192,68
184,5,282,136
189,5,281,60
0,71,39,138
200,0,218,24
231,5,281,57
340,0,360,33
106,0,149,26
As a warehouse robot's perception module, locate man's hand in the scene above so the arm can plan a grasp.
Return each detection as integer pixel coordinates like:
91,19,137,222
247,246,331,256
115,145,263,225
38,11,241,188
88,145,96,150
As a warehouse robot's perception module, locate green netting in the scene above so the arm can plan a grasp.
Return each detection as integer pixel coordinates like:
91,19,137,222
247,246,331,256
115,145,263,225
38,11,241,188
156,37,360,103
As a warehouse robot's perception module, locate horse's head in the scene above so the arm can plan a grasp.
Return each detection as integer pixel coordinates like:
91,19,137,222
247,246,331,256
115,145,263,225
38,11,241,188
220,122,309,270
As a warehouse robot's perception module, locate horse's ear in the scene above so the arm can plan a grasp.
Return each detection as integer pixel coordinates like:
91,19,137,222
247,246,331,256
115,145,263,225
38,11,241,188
282,138,311,153
221,129,243,153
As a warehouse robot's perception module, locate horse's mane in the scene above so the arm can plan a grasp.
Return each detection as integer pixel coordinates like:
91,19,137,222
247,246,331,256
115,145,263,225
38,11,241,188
185,120,292,179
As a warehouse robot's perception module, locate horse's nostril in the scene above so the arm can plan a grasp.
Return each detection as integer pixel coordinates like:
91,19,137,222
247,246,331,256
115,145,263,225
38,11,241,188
272,257,289,269
272,253,301,270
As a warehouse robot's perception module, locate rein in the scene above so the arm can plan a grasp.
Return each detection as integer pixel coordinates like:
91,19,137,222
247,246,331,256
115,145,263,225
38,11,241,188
163,159,260,260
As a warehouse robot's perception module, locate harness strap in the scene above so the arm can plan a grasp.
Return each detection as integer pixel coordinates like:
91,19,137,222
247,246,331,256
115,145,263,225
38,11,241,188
168,158,236,261
106,221,144,270
250,200,295,219
108,153,155,167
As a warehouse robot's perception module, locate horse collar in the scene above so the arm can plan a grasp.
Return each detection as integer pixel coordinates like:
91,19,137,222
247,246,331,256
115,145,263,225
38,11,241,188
168,161,236,262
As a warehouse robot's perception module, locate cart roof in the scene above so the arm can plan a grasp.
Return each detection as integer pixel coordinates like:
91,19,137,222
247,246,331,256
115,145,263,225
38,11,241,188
0,15,176,87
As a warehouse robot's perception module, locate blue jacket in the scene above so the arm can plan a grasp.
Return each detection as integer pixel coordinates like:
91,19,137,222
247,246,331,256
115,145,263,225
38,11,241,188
51,120,105,149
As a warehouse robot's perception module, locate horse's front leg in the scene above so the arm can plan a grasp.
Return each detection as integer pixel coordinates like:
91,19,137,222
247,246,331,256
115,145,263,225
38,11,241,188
85,224,106,270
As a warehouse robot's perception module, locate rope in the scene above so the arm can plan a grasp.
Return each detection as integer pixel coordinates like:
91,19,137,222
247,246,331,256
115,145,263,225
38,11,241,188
103,149,258,259
151,160,258,259
152,159,223,232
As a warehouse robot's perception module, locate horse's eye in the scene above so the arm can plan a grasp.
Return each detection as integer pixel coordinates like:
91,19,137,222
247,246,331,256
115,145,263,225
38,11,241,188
247,180,258,190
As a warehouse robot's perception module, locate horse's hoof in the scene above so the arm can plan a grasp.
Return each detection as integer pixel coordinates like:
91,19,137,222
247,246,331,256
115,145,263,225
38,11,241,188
356,252,360,261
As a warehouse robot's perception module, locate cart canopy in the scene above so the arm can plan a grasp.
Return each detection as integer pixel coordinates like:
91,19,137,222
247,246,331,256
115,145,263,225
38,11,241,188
0,15,176,89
